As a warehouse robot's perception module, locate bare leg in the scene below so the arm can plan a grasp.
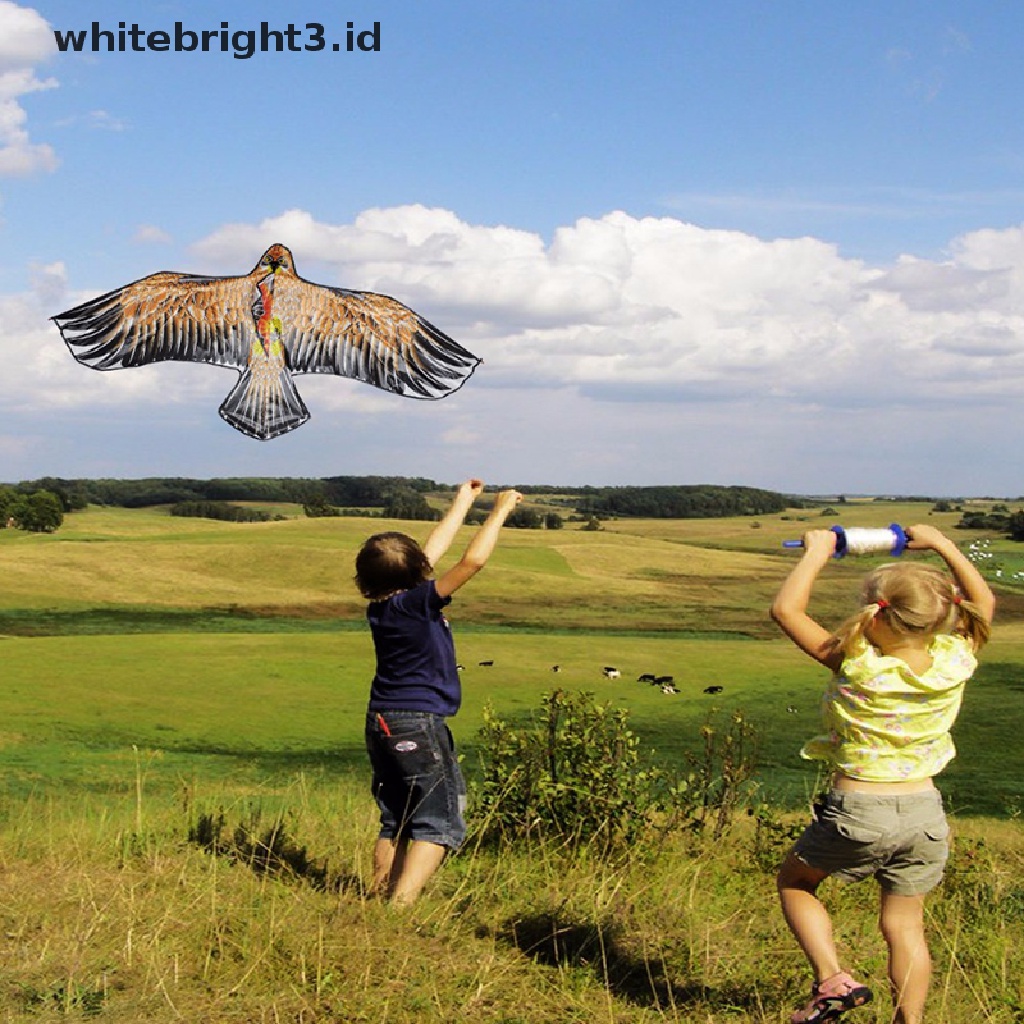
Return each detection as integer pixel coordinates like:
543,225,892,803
880,892,930,1024
370,836,406,897
390,840,448,905
777,851,840,981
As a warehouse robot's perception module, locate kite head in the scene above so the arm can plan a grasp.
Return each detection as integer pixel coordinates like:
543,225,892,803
255,244,295,275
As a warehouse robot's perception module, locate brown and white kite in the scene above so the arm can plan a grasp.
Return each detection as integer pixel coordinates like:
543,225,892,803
52,244,481,440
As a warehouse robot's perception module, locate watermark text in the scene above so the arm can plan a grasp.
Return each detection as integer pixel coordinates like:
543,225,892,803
52,21,381,59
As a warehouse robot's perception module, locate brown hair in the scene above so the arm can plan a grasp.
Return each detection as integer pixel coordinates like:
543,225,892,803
354,532,433,601
829,561,990,657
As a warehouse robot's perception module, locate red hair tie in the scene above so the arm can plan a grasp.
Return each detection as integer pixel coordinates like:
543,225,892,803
952,594,962,606
875,599,889,610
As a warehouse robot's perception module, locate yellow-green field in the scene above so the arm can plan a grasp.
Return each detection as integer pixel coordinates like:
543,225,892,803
1,502,1022,814
1,502,1022,1022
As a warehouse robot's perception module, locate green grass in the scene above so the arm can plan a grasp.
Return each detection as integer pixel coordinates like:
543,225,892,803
3,627,1022,815
0,502,1022,1021
0,774,1019,1023
2,503,1023,816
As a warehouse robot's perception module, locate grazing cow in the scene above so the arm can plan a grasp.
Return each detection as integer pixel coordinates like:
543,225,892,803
603,667,621,679
703,685,723,694
456,664,465,672
637,673,656,683
655,675,674,685
786,705,798,714
479,660,494,667
551,665,562,673
661,684,679,695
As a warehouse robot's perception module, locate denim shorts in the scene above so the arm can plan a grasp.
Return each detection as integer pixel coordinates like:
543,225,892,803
364,710,467,850
792,788,950,896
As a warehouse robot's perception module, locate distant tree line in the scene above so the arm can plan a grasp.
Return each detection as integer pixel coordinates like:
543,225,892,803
574,484,793,519
7,476,798,524
0,486,64,532
957,507,1024,541
14,476,317,511
170,501,275,523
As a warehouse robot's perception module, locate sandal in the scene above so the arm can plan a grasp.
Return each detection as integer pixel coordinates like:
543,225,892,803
791,971,873,1023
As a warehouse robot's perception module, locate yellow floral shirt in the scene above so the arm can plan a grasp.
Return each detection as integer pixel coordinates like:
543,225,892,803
800,634,977,782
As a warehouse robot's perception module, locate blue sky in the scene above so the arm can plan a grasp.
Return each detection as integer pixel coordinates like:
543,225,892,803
3,0,1024,494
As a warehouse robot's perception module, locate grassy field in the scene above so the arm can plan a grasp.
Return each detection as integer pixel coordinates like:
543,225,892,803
2,502,1022,810
0,501,1022,1022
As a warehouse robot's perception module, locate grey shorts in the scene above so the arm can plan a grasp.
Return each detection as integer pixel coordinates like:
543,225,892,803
365,710,467,850
792,788,950,896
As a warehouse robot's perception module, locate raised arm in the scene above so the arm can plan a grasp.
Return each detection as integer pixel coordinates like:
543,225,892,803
421,479,484,568
770,529,843,670
435,489,523,599
905,524,996,624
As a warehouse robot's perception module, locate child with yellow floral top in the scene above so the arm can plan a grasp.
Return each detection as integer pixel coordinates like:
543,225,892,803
770,524,994,1024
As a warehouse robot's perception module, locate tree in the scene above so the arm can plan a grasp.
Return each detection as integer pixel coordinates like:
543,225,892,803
383,490,438,521
1008,511,1024,541
0,485,16,526
303,497,339,518
544,512,564,530
507,508,543,529
12,490,64,532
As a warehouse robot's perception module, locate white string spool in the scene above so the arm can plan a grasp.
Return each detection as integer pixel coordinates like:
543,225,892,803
782,523,908,557
842,527,901,556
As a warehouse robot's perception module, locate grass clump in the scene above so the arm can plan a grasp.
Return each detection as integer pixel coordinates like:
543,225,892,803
471,690,758,854
471,689,691,853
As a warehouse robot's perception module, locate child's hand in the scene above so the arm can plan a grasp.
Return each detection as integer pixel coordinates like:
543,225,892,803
801,529,838,560
494,489,523,516
905,524,950,552
457,479,485,503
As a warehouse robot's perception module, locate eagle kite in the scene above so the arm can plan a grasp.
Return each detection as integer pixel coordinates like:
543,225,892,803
52,244,481,440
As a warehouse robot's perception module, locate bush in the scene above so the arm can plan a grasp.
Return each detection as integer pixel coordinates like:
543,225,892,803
471,689,691,855
170,501,272,523
303,497,339,518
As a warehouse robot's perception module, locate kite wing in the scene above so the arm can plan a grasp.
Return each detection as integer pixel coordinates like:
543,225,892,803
276,279,481,399
52,272,257,371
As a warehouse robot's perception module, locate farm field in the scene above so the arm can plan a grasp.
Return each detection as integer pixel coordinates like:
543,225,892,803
2,501,1024,810
0,501,1022,1022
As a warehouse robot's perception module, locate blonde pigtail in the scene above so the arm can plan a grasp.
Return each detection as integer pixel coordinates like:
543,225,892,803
829,603,884,658
955,596,992,649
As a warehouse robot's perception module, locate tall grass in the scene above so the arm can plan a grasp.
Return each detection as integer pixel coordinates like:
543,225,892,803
0,772,1020,1023
1,503,1022,1019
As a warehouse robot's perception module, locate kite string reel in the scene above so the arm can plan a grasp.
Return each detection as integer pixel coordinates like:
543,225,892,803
842,527,903,556
782,523,909,558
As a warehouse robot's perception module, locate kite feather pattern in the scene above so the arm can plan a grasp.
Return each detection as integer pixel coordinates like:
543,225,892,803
51,244,482,440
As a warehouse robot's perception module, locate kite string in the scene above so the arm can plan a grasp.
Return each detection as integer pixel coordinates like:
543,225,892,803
842,527,901,556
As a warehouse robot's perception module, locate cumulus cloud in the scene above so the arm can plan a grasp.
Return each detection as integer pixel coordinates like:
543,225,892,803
0,263,232,418
0,1,58,176
190,206,1024,408
7,205,1024,465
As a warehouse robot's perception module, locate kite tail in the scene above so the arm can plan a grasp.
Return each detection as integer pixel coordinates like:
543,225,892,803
219,364,310,441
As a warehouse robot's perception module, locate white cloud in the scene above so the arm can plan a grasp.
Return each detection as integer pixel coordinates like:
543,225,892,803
6,206,1024,491
190,206,1024,408
84,108,126,131
0,2,57,176
0,264,231,418
132,224,173,245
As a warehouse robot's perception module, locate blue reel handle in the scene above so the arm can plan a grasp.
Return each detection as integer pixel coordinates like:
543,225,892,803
781,524,847,555
782,524,909,557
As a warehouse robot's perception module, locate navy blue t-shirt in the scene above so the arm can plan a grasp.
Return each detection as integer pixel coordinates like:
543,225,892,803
366,580,461,716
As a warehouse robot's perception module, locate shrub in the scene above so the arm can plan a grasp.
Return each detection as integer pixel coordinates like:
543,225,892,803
470,689,691,855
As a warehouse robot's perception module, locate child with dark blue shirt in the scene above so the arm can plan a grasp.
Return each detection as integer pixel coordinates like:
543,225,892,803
355,479,522,903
